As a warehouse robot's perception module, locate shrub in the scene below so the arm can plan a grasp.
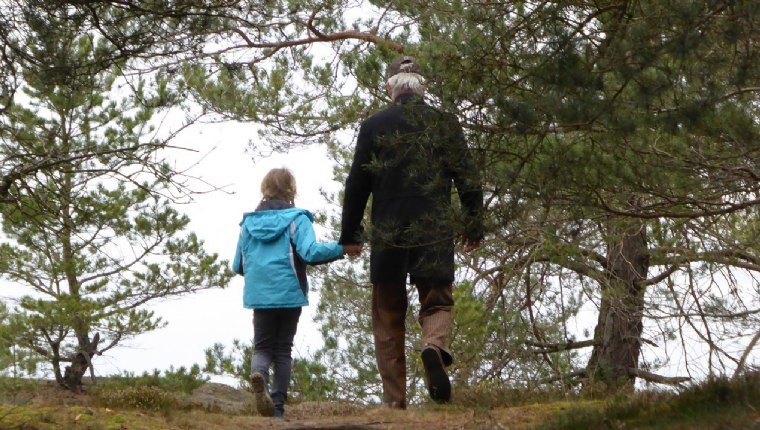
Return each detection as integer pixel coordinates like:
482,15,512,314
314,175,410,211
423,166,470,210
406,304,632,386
93,385,178,412
90,366,208,412
95,365,208,396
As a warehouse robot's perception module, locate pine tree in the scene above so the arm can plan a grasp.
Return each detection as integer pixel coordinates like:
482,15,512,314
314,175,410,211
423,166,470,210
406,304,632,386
0,5,233,390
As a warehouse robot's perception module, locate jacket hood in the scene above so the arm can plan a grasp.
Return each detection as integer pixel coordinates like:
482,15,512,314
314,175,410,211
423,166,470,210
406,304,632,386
240,207,313,242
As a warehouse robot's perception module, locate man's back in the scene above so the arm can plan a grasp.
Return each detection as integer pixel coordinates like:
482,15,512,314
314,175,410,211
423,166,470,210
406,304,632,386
340,93,480,244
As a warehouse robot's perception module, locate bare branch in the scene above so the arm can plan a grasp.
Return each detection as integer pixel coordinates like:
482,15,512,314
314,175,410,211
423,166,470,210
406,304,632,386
629,368,690,386
230,27,404,52
639,265,680,287
733,330,760,380
526,339,597,353
536,369,587,385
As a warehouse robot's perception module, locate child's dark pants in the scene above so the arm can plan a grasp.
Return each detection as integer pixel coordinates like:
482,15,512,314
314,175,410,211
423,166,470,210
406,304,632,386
251,307,302,413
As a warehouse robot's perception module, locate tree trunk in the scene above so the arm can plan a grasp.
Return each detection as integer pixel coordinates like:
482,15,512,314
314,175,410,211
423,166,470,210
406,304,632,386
586,214,649,392
58,162,97,391
51,343,64,386
62,332,100,391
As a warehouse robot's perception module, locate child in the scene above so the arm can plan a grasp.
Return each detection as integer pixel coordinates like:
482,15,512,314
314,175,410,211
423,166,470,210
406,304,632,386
232,167,352,418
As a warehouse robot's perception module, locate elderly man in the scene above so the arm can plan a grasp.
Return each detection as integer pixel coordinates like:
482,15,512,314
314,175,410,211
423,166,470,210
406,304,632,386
339,56,484,408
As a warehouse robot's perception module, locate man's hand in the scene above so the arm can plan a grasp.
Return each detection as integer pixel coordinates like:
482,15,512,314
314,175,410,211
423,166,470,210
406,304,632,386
463,238,480,253
343,243,363,257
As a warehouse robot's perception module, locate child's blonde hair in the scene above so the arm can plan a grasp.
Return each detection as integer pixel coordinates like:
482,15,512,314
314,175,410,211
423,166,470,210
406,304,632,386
260,168,297,203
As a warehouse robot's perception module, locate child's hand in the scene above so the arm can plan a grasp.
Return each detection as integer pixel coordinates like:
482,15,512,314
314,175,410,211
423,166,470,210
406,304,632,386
343,243,363,257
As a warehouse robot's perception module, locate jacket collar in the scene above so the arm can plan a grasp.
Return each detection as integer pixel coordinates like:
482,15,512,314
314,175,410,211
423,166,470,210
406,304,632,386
394,92,424,105
256,199,294,211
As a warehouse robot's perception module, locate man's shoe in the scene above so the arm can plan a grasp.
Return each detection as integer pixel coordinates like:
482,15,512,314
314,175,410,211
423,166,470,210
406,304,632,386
251,372,275,417
421,347,451,403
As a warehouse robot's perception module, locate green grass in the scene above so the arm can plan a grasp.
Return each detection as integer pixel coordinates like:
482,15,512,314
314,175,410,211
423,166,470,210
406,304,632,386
537,372,760,429
454,381,581,410
1,371,758,429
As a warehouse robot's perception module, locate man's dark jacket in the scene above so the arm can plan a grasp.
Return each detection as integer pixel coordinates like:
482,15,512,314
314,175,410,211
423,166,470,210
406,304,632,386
339,93,484,284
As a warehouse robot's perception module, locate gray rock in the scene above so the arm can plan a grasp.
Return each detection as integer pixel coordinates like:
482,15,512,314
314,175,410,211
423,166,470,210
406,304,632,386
186,382,254,414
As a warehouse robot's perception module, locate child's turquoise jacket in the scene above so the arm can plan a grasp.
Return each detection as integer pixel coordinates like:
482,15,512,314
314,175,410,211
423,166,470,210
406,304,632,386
233,206,343,309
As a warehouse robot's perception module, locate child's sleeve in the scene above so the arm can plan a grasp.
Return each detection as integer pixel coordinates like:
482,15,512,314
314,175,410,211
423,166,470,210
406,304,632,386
292,215,344,265
232,228,245,275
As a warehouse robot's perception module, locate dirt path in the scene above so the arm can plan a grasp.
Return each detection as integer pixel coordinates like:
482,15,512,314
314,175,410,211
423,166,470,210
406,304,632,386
1,381,550,430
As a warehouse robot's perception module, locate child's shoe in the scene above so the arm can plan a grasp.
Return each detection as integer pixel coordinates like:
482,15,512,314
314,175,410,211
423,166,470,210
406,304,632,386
251,372,275,417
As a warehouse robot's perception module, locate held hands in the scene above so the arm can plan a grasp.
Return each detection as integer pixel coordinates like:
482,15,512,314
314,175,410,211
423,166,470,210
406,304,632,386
343,243,363,257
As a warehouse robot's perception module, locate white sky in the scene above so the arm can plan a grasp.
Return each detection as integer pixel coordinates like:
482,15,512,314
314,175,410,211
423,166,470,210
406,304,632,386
96,120,344,382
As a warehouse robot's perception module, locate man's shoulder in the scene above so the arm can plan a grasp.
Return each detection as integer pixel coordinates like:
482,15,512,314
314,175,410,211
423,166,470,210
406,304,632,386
361,101,443,124
360,100,460,132
362,104,399,125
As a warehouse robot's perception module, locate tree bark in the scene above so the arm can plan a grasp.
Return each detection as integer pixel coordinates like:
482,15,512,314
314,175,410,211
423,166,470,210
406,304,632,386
586,214,650,391
62,332,100,391
59,144,96,392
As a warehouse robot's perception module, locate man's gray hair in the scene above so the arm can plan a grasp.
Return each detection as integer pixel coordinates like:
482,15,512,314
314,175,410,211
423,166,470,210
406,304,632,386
387,72,426,100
